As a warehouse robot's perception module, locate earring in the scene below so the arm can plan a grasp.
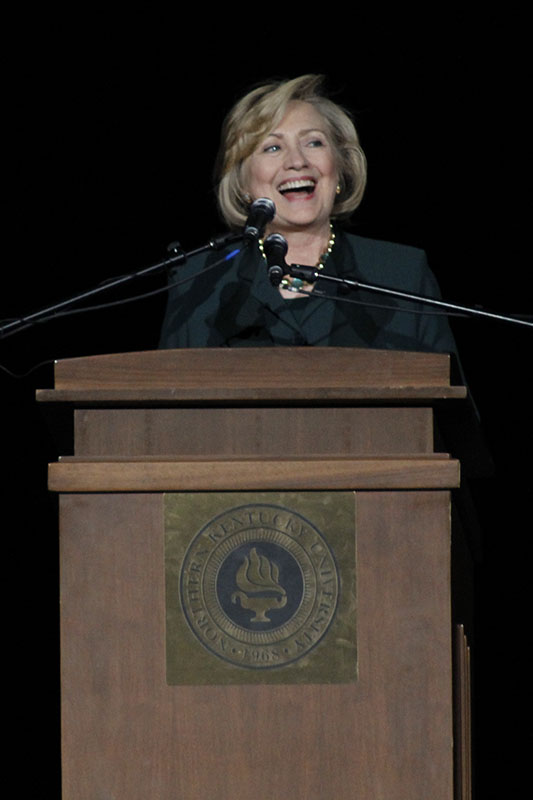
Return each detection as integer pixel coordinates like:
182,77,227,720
243,193,252,205
336,184,341,195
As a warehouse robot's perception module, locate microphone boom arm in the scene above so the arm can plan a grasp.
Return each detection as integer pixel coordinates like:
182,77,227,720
288,264,533,329
0,232,244,340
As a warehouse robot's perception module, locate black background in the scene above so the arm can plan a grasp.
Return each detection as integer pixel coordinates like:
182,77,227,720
3,10,531,797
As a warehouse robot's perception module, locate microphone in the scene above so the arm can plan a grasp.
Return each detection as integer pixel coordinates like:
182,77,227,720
263,233,288,287
243,197,276,243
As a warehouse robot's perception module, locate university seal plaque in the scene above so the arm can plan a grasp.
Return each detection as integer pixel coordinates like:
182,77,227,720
165,492,357,685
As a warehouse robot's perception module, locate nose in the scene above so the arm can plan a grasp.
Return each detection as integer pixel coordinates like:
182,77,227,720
283,140,308,170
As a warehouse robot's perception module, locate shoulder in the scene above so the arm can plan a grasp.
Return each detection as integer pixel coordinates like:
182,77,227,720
340,230,427,265
164,239,249,296
337,230,437,290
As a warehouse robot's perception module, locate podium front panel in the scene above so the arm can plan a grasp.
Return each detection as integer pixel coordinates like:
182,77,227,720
59,488,452,800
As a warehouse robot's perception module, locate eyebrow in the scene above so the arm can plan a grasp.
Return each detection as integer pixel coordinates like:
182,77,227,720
266,128,327,139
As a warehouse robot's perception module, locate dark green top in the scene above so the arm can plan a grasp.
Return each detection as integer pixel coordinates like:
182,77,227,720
159,229,458,355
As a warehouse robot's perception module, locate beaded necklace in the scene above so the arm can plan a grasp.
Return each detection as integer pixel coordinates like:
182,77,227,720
258,223,336,293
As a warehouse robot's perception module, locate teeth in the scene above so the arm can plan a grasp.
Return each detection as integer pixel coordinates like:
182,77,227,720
278,179,315,193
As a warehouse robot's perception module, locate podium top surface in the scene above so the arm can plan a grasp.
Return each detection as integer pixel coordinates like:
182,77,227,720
36,347,467,404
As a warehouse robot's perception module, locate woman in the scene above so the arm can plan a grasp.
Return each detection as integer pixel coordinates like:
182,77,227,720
159,74,458,355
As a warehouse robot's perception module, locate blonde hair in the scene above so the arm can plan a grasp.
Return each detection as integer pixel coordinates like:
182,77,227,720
215,74,367,230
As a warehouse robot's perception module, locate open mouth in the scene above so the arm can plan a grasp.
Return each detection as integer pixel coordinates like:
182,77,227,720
278,179,316,196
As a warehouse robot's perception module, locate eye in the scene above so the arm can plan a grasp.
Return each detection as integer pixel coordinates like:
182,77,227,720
307,138,325,148
263,143,281,153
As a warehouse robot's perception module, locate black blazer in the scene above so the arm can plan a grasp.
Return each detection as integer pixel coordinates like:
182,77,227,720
159,229,458,356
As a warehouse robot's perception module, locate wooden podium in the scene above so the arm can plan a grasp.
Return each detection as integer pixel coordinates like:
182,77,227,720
38,347,470,800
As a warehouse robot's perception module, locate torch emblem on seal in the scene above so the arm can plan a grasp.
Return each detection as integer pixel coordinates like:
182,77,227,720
231,547,288,623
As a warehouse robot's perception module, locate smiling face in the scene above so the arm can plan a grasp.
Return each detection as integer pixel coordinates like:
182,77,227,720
241,101,339,238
